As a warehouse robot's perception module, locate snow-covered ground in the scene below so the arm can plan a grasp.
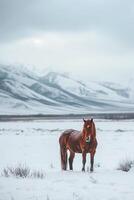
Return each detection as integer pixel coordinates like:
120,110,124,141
0,119,134,200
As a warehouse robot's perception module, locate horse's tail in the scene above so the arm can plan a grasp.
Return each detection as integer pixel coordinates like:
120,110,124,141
59,131,73,170
59,143,68,170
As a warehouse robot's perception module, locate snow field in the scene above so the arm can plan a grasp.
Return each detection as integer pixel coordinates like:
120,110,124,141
0,119,134,200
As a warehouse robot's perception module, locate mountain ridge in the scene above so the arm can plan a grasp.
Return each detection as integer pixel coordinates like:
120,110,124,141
0,64,134,114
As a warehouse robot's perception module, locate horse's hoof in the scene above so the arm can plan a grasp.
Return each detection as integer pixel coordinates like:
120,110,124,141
62,168,67,171
90,169,93,173
82,168,85,172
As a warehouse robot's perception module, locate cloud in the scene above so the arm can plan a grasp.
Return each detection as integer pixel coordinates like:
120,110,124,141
0,0,134,47
0,31,133,83
0,0,134,84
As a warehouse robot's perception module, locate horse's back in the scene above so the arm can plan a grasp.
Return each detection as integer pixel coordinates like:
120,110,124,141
62,129,75,135
59,129,79,145
59,129,74,143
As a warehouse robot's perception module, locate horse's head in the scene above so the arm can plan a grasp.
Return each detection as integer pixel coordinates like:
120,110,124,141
82,118,94,143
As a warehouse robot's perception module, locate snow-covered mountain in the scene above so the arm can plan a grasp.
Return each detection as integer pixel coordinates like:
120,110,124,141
0,65,134,115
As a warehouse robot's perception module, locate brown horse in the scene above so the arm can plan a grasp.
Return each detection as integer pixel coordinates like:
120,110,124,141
59,118,97,172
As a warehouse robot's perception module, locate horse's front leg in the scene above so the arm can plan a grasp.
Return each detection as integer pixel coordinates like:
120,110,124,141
90,151,95,172
82,151,86,171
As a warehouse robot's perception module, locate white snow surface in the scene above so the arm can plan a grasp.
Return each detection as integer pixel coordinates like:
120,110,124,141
0,119,134,200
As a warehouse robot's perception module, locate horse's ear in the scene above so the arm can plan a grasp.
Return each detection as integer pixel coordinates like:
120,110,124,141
90,118,93,122
83,118,86,123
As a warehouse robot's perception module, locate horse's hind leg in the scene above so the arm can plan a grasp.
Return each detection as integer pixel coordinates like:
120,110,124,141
69,151,75,170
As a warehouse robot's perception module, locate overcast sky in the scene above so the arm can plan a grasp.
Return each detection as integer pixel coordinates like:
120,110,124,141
0,0,134,83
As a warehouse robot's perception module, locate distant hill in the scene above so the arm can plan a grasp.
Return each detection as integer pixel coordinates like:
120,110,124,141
0,65,134,115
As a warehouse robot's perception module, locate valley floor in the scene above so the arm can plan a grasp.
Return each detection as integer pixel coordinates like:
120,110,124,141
0,119,134,200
